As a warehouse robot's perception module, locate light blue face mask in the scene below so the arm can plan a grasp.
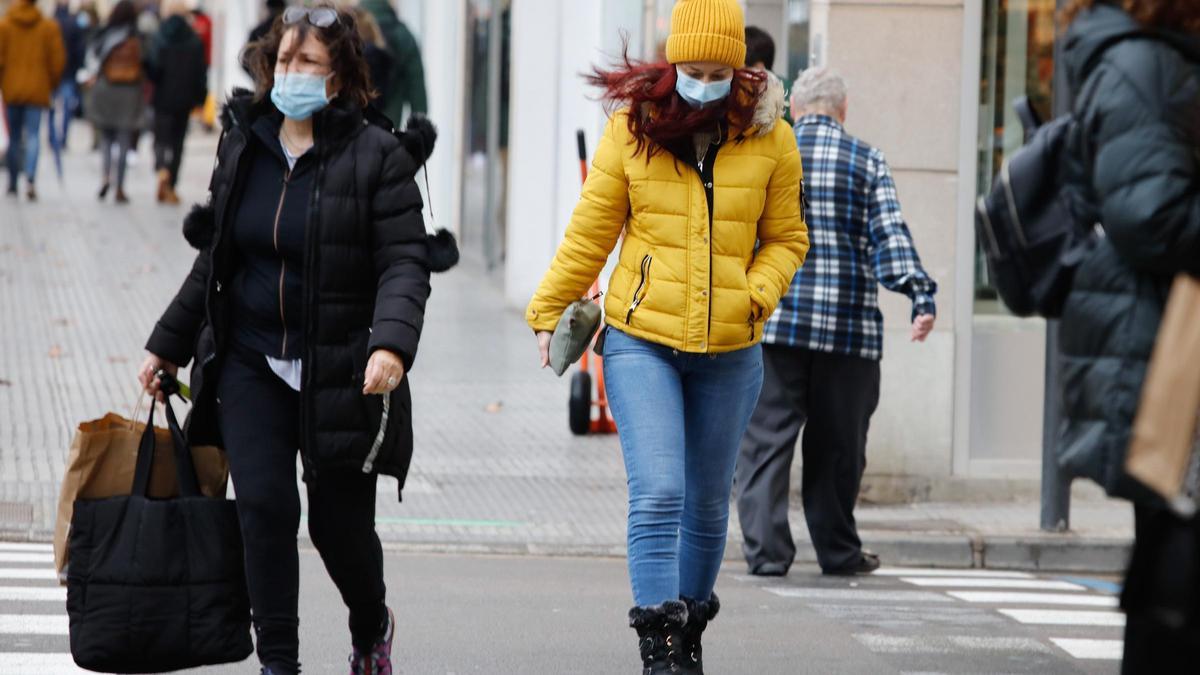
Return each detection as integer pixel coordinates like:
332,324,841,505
271,72,333,121
675,67,732,108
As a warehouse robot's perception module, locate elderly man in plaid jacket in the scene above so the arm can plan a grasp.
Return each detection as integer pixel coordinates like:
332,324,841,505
736,67,938,577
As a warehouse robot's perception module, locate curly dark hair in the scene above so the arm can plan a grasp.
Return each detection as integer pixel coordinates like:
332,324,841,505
242,5,377,109
1062,0,1200,32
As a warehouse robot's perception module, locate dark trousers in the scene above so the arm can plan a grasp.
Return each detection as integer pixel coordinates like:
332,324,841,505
1120,504,1200,673
217,345,387,675
153,110,189,186
735,345,880,573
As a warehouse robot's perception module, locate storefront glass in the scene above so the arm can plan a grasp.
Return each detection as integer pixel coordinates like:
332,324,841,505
975,0,1057,311
461,0,512,271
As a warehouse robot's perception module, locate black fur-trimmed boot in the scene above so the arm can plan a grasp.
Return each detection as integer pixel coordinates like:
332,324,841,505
628,600,689,674
678,592,720,673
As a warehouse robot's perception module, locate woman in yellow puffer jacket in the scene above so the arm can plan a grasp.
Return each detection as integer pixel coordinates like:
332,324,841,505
526,1,808,671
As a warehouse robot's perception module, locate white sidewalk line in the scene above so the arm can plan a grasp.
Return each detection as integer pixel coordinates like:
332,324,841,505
0,544,53,553
947,591,1119,607
764,587,954,603
0,553,53,565
998,609,1126,627
1050,638,1124,660
0,569,58,581
901,578,1085,591
0,586,67,602
874,568,1033,579
0,614,69,635
0,653,92,674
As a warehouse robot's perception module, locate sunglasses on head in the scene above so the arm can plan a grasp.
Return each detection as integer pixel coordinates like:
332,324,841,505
283,6,339,29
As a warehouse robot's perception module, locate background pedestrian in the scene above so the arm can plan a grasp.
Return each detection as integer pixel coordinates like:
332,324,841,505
744,25,792,125
139,5,434,673
736,66,937,578
1058,1,1200,671
527,0,808,670
51,0,86,150
0,0,66,201
84,0,145,204
361,0,426,124
350,5,393,107
146,0,206,204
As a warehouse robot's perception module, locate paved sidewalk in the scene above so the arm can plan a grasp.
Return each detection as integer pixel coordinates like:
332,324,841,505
0,129,1133,573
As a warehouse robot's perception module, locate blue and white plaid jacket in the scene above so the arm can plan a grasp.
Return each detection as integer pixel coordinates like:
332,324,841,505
763,115,937,361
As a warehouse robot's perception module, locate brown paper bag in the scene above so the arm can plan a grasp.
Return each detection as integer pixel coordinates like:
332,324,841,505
1127,275,1200,514
53,411,229,576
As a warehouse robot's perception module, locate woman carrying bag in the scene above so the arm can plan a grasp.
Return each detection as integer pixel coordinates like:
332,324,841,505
1058,0,1200,670
527,1,808,671
137,5,432,674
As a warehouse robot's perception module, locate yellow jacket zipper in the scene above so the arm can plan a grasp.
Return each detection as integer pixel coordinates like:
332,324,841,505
273,169,291,355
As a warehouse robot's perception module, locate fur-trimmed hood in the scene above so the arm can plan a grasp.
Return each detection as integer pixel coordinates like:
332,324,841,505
748,71,787,138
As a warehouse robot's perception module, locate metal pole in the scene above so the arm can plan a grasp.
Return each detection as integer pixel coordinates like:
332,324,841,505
1040,0,1074,532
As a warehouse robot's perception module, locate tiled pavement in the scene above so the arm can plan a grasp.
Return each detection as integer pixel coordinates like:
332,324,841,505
1,129,1132,570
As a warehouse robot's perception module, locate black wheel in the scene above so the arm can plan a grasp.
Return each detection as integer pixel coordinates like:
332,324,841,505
569,371,592,436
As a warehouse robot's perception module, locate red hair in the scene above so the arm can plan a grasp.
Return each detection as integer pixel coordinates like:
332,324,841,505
586,49,767,159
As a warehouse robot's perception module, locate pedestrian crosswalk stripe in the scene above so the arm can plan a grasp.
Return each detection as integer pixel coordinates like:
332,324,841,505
901,578,1085,591
0,614,69,635
998,608,1126,627
0,568,58,581
764,587,954,603
0,544,53,553
0,586,66,602
875,568,1033,579
947,591,1118,607
854,633,1051,654
1050,638,1123,660
0,653,90,674
0,553,53,565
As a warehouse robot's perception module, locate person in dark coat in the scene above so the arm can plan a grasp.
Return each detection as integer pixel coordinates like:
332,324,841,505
247,0,285,50
1059,1,1200,672
361,0,426,123
51,0,87,148
146,0,206,204
137,6,433,674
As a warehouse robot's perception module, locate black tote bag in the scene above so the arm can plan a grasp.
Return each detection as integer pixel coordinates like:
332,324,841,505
67,390,253,673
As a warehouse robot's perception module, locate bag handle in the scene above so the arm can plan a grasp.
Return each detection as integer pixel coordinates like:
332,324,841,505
130,375,203,499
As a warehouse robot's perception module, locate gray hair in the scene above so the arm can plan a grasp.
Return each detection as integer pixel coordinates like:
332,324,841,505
791,67,848,115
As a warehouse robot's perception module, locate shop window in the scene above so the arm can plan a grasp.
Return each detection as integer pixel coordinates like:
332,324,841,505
976,0,1057,312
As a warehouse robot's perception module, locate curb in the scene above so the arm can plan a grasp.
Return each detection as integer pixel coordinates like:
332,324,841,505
4,528,1132,575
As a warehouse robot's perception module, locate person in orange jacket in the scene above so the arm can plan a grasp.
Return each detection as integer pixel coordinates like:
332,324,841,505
0,0,66,201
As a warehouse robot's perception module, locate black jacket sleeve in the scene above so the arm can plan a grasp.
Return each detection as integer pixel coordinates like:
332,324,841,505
145,251,210,367
368,142,431,370
1087,50,1200,277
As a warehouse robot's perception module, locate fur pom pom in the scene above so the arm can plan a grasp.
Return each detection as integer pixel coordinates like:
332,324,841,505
182,202,216,250
427,228,460,273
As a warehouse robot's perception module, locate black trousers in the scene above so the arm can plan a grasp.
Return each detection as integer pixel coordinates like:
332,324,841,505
735,345,881,573
153,110,189,186
1120,504,1200,673
218,344,387,674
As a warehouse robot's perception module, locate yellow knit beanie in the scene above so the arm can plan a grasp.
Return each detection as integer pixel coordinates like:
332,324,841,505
665,0,747,70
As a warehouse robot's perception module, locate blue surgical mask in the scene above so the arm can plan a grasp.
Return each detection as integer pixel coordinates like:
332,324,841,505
675,67,732,108
271,72,333,121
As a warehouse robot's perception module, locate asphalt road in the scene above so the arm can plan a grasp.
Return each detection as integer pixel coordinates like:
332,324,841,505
1,543,1123,674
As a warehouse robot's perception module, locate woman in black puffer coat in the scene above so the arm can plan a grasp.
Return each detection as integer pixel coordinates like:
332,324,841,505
136,6,435,674
1059,1,1200,671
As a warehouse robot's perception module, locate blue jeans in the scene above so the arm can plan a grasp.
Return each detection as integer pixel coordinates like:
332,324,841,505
4,104,43,189
49,80,80,150
603,328,764,607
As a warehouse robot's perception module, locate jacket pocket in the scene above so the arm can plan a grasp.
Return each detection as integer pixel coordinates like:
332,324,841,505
349,328,371,384
625,255,653,325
